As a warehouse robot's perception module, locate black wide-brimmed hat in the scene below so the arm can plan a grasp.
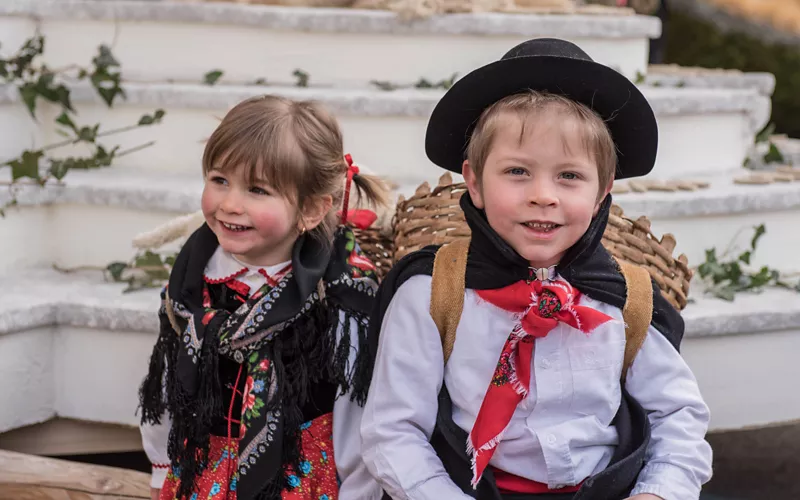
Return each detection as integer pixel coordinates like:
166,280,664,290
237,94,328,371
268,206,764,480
425,38,658,180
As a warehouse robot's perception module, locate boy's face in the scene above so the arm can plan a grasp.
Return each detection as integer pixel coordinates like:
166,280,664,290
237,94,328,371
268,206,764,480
463,112,610,269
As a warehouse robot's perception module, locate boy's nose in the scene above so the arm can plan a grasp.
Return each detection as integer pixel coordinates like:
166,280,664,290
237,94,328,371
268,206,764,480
527,181,558,206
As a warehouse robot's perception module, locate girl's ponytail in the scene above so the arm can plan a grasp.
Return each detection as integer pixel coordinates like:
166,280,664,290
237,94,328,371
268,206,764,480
340,154,391,226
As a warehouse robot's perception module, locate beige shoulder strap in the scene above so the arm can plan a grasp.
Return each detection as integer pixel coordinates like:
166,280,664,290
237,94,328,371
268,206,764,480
430,238,471,365
615,258,654,382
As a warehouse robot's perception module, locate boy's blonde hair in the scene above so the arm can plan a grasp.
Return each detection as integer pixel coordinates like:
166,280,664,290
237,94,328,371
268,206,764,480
202,95,388,243
466,90,617,198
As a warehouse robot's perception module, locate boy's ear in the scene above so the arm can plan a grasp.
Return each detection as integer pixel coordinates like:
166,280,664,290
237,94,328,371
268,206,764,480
462,160,485,209
301,195,333,232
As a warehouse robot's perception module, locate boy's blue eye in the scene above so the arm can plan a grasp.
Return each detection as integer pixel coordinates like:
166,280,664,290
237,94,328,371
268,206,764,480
210,175,227,185
250,186,269,195
508,167,527,176
560,172,579,180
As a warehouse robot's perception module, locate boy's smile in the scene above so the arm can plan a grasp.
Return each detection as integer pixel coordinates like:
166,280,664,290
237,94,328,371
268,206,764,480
464,111,610,269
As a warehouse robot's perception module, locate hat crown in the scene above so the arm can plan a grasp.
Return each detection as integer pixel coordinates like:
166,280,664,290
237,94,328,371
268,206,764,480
501,38,593,62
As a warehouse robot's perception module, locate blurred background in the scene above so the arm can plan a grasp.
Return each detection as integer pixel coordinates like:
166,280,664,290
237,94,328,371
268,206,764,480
0,0,798,498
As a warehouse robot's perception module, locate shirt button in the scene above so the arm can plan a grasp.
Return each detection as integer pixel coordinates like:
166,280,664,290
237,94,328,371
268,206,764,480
541,359,551,369
547,434,557,445
554,484,566,490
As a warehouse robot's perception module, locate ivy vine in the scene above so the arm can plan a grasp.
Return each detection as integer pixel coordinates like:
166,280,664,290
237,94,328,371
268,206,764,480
698,224,799,301
370,73,458,91
0,35,166,216
107,249,177,293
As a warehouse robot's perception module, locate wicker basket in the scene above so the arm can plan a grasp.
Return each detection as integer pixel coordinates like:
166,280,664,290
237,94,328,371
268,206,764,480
352,226,395,280
392,174,693,310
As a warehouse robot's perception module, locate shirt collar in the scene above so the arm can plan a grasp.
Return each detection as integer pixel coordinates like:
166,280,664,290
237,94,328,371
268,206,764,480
203,246,291,285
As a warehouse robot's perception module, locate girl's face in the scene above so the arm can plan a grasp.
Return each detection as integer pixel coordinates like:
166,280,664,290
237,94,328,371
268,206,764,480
201,163,301,267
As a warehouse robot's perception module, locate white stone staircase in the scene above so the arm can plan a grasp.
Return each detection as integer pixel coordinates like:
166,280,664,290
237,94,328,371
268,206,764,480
1,0,799,451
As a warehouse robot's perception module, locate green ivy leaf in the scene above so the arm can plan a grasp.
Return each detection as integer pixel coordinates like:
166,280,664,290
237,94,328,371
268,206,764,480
634,71,646,84
8,150,43,181
135,250,164,268
204,70,224,85
55,111,78,133
293,69,309,88
138,109,166,125
95,84,125,107
18,82,39,117
763,142,785,164
10,35,44,79
737,250,752,265
49,159,70,180
748,266,773,288
93,45,120,69
106,261,129,281
756,123,776,143
750,224,766,251
90,48,125,107
370,80,397,91
441,73,458,90
77,125,99,143
415,77,434,89
724,262,742,285
93,145,119,167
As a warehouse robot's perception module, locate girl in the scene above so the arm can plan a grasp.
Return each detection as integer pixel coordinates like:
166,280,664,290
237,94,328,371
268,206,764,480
139,95,388,500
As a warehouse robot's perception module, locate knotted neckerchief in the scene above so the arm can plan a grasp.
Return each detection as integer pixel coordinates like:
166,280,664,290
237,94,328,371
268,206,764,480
140,224,378,500
469,279,614,487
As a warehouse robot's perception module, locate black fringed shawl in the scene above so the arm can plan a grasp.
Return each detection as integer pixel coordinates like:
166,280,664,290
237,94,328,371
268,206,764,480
139,225,377,500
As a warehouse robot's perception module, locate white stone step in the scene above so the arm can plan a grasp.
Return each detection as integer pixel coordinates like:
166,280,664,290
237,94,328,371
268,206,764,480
0,0,658,86
2,167,798,275
613,173,800,269
646,65,776,96
0,82,770,185
0,267,797,433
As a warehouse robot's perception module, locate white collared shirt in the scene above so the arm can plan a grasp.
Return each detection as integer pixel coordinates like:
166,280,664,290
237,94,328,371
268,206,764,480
361,275,713,500
140,248,383,499
203,246,292,296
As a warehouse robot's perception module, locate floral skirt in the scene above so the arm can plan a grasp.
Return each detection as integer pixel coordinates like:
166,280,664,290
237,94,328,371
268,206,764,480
160,413,337,500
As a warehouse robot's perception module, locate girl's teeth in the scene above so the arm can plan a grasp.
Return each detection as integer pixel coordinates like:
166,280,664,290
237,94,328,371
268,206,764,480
222,222,248,231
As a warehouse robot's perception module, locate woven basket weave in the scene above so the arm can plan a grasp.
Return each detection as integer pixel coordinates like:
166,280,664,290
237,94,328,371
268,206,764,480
352,226,395,280
390,174,693,310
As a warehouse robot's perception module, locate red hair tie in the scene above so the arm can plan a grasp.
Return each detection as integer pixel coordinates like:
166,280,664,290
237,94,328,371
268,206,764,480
341,154,360,225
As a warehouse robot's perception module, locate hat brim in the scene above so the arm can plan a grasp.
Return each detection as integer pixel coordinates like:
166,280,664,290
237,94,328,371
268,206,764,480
425,55,658,180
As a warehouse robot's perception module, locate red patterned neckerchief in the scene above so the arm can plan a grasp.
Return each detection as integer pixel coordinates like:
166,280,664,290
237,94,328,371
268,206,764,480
470,279,613,488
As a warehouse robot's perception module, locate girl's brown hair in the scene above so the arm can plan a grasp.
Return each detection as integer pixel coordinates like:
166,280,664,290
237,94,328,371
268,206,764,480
202,95,389,243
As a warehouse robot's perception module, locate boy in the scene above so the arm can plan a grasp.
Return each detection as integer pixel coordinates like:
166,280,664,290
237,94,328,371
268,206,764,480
361,38,712,500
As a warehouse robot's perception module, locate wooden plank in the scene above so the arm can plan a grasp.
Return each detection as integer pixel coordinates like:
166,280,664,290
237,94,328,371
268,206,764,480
0,450,150,500
0,418,143,457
